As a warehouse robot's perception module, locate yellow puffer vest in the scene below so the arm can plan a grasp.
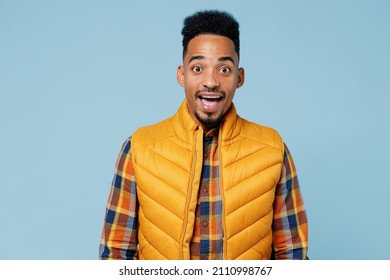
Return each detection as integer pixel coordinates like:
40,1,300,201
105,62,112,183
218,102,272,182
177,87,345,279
131,100,284,259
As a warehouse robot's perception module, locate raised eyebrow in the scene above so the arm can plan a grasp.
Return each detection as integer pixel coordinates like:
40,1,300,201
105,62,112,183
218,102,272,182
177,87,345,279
188,55,205,64
218,56,235,64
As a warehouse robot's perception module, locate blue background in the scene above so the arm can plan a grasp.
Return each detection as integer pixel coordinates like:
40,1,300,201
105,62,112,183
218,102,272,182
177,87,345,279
1,0,389,260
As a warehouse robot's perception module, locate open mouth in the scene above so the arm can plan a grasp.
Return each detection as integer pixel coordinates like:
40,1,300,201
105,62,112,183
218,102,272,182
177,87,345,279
198,95,223,111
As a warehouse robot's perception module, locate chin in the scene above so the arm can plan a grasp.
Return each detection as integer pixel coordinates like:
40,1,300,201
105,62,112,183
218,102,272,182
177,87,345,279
196,112,223,130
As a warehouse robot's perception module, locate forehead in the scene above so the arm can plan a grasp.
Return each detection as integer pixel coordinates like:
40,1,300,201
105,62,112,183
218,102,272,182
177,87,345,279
185,34,238,63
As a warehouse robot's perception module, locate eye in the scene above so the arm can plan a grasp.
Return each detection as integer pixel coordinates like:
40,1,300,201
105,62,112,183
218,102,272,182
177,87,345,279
192,66,202,73
220,66,231,74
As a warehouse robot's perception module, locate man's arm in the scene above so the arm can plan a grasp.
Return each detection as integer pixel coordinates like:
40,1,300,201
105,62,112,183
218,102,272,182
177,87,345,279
99,138,139,259
272,144,309,259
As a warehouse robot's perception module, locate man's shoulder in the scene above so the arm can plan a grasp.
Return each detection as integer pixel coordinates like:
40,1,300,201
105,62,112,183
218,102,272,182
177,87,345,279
238,116,284,150
131,116,176,147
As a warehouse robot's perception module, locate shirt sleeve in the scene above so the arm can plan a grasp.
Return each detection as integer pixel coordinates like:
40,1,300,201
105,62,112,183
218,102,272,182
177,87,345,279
99,137,139,259
272,144,309,259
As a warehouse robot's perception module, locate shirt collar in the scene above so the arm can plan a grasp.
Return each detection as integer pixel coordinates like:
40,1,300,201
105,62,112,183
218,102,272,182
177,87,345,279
204,127,219,138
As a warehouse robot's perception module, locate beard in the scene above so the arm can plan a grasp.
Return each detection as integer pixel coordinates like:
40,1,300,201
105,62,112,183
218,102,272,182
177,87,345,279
195,111,224,131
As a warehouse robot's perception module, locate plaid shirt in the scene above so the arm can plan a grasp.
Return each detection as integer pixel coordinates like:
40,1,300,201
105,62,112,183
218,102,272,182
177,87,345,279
99,130,308,260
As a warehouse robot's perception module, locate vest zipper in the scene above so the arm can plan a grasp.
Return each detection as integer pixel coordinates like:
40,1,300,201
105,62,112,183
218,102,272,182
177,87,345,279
179,130,199,259
218,130,228,260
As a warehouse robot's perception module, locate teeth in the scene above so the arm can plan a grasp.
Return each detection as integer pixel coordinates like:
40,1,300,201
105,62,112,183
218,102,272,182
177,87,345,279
201,96,220,100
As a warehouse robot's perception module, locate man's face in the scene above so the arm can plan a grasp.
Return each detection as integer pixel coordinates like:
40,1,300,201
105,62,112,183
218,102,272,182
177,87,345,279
177,34,245,131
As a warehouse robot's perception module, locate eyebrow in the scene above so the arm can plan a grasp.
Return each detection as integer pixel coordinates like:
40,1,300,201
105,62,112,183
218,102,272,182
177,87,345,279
218,56,235,64
188,55,235,64
188,55,205,63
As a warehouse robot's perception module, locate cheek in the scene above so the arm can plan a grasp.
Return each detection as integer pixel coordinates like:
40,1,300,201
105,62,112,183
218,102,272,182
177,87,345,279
223,77,238,90
184,87,194,99
184,82,198,96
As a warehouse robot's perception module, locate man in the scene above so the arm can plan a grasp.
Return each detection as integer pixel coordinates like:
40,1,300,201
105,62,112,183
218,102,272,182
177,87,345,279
99,10,308,260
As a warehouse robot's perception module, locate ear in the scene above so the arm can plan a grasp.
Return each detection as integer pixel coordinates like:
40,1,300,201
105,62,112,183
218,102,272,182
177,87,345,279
237,67,245,88
177,65,185,87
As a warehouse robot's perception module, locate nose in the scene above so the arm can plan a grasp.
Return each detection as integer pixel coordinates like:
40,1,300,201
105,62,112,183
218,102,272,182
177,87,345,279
202,69,220,90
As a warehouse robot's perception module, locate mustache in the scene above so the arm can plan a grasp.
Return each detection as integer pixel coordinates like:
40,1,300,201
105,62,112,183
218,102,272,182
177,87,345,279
196,88,226,97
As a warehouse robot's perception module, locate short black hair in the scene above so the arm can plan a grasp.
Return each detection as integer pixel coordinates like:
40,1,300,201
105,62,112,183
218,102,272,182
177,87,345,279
181,10,240,58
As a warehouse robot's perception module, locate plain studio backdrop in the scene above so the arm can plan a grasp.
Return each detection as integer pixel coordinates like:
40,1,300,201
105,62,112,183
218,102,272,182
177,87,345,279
0,0,389,260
